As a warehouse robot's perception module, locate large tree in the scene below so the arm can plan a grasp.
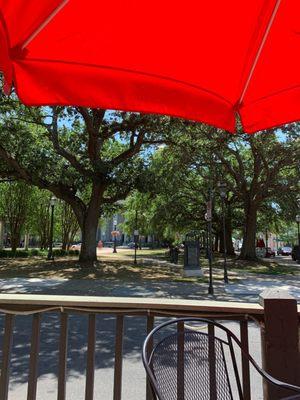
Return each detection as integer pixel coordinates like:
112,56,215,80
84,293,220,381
59,202,80,250
0,181,33,253
0,94,170,263
146,122,299,260
196,126,299,259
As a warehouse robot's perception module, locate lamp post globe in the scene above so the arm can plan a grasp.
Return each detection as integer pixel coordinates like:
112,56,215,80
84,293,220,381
218,182,229,283
47,196,57,260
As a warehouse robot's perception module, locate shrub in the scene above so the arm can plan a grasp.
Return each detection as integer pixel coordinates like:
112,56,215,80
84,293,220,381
29,249,40,256
52,249,67,257
0,249,29,258
0,248,80,258
68,249,80,256
15,250,29,258
0,250,8,258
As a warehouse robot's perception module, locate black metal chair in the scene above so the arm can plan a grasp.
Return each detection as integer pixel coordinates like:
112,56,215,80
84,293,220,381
142,318,300,400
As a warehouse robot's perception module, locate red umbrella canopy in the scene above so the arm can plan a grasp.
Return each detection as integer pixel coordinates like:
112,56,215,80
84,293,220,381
0,0,299,133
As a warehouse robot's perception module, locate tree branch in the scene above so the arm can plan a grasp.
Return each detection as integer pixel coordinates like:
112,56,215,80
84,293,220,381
111,131,146,167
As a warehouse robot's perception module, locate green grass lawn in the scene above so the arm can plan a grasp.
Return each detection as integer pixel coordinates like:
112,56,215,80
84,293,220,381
0,248,297,282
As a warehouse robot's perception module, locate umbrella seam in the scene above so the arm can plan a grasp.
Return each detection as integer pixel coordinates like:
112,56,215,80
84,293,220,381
12,57,234,107
13,88,235,134
239,84,300,108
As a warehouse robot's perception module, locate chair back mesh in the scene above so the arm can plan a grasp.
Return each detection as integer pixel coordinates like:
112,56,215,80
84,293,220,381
150,330,234,400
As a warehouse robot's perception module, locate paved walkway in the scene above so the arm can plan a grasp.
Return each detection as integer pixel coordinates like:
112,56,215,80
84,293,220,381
0,261,299,303
225,274,300,300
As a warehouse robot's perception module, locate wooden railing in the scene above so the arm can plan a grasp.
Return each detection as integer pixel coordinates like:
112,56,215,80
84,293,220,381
0,293,298,400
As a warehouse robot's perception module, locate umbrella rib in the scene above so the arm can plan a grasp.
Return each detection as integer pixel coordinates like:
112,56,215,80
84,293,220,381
21,0,70,50
238,0,282,107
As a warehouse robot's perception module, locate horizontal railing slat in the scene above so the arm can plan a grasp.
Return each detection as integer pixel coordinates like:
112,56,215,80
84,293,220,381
0,294,264,316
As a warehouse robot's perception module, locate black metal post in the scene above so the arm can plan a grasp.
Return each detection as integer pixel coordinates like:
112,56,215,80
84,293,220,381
208,189,214,295
297,221,300,247
222,197,228,283
47,203,55,260
113,223,117,253
205,223,209,259
134,209,138,264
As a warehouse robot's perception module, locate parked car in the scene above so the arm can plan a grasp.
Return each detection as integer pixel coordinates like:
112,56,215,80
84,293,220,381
280,246,292,256
265,247,275,258
70,243,82,251
127,242,137,249
292,245,300,261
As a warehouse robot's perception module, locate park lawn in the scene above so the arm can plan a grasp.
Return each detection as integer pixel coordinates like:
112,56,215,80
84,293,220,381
0,255,229,283
0,249,297,282
0,256,183,281
211,255,299,275
232,262,299,275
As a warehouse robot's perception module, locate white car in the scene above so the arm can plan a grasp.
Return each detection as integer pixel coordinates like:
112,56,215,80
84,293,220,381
70,243,82,251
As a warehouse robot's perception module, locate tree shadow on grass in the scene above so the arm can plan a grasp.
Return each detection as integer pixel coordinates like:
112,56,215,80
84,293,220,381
0,258,184,281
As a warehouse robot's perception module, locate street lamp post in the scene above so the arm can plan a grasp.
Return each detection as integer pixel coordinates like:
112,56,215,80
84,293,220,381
206,189,214,295
47,196,57,260
113,218,118,253
134,209,139,264
218,182,229,284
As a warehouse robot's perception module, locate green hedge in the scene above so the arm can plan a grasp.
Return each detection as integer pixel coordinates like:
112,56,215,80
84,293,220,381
0,249,80,258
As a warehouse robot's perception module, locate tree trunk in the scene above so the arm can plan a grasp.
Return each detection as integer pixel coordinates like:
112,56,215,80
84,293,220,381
74,184,104,264
226,228,235,255
11,234,20,254
24,233,29,251
79,214,99,263
240,202,258,260
225,207,235,256
0,220,4,250
219,231,224,253
214,233,219,252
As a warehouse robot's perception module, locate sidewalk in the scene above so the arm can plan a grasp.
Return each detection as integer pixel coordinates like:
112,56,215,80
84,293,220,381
225,273,300,300
0,271,300,303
